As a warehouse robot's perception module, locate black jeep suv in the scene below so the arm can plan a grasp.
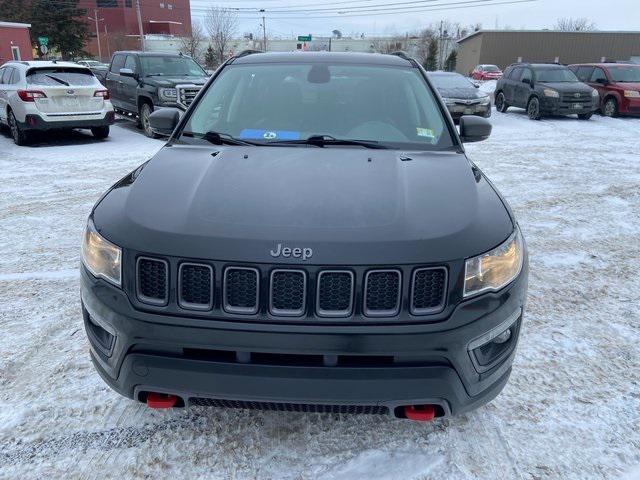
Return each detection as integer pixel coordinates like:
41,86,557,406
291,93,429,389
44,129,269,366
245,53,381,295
495,63,598,120
105,51,209,137
81,52,528,421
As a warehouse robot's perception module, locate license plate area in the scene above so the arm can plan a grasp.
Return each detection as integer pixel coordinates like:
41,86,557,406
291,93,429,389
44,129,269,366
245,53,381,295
572,103,583,109
61,96,80,108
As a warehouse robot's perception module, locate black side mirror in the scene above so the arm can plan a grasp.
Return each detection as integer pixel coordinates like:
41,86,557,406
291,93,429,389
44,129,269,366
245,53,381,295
596,78,608,85
149,108,180,136
522,77,531,85
459,115,492,143
119,68,137,79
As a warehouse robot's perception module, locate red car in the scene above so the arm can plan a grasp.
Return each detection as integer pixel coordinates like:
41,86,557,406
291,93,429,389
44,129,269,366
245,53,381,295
569,63,640,117
471,64,503,81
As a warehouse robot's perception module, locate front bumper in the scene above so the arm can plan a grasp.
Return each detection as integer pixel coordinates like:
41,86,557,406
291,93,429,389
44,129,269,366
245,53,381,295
80,262,528,418
20,111,115,130
541,97,598,115
446,103,491,120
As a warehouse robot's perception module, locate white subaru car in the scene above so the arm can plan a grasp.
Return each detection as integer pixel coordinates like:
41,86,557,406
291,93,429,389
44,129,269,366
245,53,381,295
0,61,115,145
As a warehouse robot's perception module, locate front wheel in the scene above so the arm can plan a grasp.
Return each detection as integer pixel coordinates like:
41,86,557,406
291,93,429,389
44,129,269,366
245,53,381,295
602,98,618,117
577,112,593,120
495,92,509,113
527,97,542,120
91,126,110,138
8,111,29,145
139,103,159,138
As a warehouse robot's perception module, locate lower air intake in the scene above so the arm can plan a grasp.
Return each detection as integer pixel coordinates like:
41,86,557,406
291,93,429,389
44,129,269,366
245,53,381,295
189,398,389,415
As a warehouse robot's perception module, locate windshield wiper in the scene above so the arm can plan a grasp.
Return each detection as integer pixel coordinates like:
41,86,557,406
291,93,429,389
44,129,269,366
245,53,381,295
267,134,387,149
45,74,70,86
182,130,257,146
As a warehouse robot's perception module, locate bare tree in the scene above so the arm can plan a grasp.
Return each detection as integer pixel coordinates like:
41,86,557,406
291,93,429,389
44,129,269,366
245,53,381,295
555,17,597,31
179,21,205,62
204,7,238,65
371,36,405,54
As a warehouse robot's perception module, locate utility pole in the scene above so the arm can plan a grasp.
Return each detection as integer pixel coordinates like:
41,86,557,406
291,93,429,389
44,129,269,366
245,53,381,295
438,20,443,70
135,0,145,51
88,11,104,60
104,24,110,59
261,14,267,51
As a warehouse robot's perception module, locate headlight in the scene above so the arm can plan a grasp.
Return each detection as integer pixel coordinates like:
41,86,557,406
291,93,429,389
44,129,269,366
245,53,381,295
81,219,122,286
624,90,640,98
543,89,559,98
591,89,599,98
480,95,491,105
159,87,178,101
464,228,524,298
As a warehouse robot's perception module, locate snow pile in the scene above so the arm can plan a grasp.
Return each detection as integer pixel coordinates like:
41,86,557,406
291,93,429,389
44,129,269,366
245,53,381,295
1,113,639,479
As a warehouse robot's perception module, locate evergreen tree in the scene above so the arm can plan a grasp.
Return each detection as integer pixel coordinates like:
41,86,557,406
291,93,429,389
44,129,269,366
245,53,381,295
444,50,458,72
423,38,438,71
30,0,89,58
0,0,89,59
204,45,216,69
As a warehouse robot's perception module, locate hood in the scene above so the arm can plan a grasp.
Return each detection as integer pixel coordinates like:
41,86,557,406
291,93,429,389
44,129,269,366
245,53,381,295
143,76,208,87
437,87,488,100
538,81,593,93
94,145,513,265
612,82,640,90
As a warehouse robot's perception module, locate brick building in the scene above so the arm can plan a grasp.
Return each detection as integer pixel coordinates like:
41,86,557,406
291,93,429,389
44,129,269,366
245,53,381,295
79,0,192,61
0,21,34,64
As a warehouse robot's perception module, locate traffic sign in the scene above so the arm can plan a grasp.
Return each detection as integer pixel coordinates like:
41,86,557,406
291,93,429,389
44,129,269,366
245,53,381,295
40,45,49,55
297,35,312,42
38,36,48,46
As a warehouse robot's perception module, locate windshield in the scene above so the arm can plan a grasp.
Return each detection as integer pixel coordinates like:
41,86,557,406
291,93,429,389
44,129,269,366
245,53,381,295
182,63,453,149
429,74,475,89
536,68,579,83
483,65,501,72
27,68,98,86
607,66,640,82
140,56,206,77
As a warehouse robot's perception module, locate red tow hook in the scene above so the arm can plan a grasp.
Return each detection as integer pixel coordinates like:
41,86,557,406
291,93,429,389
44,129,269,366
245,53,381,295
146,392,177,409
404,405,436,421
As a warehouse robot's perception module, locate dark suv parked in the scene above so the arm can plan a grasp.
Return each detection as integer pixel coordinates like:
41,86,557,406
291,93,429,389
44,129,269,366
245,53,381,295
105,51,208,137
81,52,528,421
495,63,598,120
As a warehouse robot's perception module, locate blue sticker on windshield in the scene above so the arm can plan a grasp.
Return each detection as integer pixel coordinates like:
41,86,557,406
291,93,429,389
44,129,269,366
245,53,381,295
239,129,300,140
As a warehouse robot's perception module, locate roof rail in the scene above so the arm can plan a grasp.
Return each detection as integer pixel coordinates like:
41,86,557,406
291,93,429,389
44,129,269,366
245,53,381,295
390,51,409,60
236,49,263,58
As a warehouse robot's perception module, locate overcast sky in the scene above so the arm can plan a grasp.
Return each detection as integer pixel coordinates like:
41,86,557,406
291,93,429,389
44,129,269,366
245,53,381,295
189,0,640,39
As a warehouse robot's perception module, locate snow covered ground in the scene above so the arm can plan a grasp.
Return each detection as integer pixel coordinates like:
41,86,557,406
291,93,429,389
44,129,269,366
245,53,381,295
1,113,639,479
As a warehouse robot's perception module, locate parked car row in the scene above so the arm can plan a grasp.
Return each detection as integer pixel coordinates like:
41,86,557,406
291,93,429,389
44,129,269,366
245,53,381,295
428,71,491,121
472,61,640,120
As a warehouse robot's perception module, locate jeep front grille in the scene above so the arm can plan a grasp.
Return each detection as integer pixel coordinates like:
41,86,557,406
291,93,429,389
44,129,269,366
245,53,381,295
176,85,202,109
317,270,354,317
132,257,448,322
136,257,168,305
179,263,213,310
269,269,306,316
364,270,401,317
410,267,447,315
224,267,259,314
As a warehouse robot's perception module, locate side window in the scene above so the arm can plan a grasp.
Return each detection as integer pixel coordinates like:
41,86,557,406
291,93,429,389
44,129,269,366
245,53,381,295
10,67,21,84
124,55,137,73
575,66,594,82
110,55,125,73
590,68,607,83
510,67,523,81
521,68,533,83
0,68,6,84
503,66,513,79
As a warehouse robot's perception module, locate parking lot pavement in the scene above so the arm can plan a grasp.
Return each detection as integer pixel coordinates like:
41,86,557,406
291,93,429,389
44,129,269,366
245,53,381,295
1,115,639,479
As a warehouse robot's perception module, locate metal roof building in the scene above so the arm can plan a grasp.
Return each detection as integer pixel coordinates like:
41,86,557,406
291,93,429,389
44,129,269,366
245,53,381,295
456,30,640,75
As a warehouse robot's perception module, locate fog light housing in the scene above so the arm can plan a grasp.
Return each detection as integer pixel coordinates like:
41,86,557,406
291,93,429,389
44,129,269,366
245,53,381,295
468,309,521,373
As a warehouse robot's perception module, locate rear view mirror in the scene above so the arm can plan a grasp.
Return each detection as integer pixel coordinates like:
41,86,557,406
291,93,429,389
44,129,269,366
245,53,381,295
149,108,180,136
459,116,492,143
